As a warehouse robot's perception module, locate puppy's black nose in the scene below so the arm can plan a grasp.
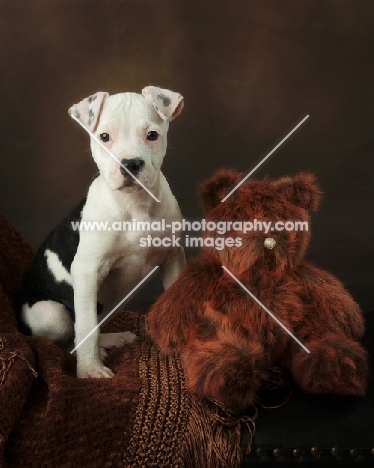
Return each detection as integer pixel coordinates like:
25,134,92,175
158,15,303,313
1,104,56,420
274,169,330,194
120,158,145,177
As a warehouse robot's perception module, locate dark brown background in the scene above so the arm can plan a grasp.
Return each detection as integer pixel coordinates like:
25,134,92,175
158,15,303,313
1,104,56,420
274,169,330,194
0,0,373,312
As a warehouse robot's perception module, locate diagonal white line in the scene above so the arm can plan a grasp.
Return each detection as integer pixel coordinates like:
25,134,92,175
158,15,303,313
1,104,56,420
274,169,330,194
221,115,309,202
70,114,160,203
222,266,310,353
70,265,159,354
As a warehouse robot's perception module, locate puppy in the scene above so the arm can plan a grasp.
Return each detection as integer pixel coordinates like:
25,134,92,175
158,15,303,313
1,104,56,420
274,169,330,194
16,86,185,378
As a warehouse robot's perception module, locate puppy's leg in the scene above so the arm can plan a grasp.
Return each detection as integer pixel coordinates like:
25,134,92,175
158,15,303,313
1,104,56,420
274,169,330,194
160,247,186,289
96,308,137,353
101,347,109,360
21,300,74,342
71,254,115,379
100,331,138,349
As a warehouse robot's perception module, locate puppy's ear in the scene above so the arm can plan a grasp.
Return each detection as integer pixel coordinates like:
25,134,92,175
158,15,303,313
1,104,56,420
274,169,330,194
273,172,322,212
142,86,184,122
199,168,244,211
68,92,109,131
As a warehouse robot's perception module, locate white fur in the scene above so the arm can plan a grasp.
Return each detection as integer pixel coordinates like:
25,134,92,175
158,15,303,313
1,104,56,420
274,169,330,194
26,88,185,379
91,93,170,191
45,249,72,285
22,301,74,343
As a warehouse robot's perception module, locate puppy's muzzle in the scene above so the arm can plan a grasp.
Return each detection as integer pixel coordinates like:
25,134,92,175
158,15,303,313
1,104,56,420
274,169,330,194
120,158,145,178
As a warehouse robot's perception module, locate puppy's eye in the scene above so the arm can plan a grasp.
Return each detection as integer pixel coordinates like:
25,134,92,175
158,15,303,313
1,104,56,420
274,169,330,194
100,133,110,142
147,131,158,141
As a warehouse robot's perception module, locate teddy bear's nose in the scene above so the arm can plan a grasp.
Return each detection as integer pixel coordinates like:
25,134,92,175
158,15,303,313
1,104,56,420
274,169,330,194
264,237,276,250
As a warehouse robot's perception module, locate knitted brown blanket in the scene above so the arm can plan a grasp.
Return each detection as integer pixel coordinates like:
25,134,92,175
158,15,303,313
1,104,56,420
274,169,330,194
0,213,251,468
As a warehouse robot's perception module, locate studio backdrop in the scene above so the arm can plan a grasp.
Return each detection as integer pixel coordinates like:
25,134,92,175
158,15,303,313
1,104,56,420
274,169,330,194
0,0,373,312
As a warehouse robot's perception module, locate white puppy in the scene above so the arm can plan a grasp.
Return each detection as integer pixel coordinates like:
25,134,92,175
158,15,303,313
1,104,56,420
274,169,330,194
16,86,185,378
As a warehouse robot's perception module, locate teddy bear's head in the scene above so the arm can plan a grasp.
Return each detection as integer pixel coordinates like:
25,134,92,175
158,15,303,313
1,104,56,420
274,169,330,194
199,168,322,276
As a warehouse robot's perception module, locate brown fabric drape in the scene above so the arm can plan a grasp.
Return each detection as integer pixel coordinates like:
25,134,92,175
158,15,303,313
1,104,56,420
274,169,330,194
0,213,249,468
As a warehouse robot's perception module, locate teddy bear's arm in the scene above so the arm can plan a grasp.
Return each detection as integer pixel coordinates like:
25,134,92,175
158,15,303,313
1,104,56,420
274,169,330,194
289,263,369,397
147,255,222,353
295,262,365,339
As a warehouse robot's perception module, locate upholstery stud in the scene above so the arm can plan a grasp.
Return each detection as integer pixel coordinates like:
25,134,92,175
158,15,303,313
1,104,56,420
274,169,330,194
273,448,282,458
311,447,321,457
255,448,265,457
350,449,359,458
331,447,341,457
293,448,302,458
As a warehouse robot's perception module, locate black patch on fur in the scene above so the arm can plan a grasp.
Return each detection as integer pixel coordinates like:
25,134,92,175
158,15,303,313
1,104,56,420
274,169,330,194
75,110,81,119
87,108,95,126
15,198,103,335
158,93,171,107
88,94,97,103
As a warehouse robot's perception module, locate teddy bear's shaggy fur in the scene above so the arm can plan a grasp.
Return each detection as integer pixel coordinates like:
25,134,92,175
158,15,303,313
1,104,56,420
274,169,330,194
147,169,369,411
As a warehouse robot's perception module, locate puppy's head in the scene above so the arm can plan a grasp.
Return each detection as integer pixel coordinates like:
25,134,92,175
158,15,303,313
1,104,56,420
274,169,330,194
69,86,183,192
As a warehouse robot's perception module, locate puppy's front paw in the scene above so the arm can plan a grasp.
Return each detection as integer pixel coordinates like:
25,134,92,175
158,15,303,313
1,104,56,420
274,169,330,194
77,365,115,379
100,331,138,349
101,347,109,360
88,366,115,379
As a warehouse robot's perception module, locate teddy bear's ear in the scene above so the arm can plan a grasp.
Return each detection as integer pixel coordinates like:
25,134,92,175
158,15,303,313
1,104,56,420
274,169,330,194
199,168,244,211
273,172,322,212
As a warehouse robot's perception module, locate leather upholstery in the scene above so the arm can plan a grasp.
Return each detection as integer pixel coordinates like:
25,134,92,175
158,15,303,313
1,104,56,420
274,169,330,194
242,311,374,466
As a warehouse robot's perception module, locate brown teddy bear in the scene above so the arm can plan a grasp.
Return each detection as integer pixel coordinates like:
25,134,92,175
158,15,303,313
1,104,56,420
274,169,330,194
147,169,369,411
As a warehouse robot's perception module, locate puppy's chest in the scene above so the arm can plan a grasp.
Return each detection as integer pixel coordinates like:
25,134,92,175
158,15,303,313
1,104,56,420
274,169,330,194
100,217,172,266
97,228,169,309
